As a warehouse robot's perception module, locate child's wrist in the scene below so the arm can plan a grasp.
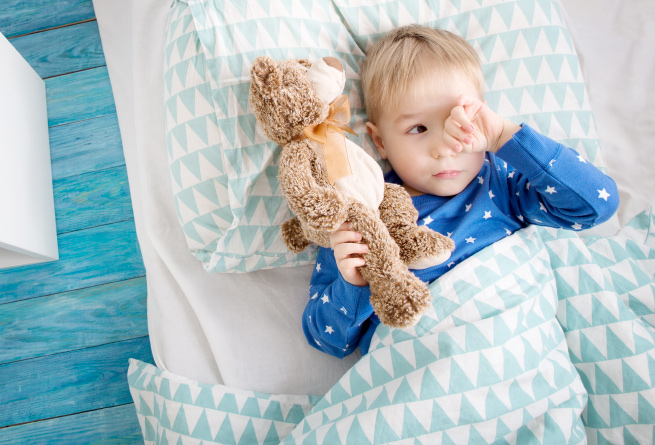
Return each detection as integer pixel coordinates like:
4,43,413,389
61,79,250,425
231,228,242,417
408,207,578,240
489,119,521,153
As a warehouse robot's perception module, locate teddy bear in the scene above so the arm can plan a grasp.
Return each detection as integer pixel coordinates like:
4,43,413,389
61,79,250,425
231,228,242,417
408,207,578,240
249,55,455,328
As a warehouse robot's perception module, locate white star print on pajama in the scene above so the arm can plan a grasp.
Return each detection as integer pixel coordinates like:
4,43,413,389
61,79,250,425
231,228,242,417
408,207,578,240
303,124,619,359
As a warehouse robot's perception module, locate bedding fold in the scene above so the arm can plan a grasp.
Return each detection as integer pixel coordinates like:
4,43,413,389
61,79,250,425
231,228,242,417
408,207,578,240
128,207,655,443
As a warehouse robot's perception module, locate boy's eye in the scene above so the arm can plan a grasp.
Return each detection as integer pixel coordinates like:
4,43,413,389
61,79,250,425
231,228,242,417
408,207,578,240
408,125,428,134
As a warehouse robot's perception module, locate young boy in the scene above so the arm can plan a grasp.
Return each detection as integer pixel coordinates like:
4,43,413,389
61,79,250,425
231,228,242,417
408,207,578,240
303,25,618,359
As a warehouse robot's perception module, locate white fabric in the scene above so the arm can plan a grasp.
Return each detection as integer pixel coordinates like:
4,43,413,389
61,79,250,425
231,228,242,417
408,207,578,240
92,0,358,395
335,138,385,211
306,58,385,211
306,58,346,105
557,0,655,227
93,0,654,395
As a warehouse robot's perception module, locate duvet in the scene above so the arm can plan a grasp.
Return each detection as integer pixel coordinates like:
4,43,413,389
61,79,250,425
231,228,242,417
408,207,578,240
128,209,655,444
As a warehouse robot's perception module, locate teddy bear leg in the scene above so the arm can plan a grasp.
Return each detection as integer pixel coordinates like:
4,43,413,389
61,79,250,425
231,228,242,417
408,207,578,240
348,203,432,328
379,183,454,270
281,217,313,253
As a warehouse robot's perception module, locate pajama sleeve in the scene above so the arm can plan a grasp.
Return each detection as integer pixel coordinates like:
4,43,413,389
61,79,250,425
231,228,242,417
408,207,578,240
303,246,375,358
496,125,619,230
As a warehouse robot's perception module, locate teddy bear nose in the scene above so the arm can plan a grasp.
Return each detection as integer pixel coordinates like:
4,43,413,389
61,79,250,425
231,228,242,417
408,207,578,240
306,57,347,105
322,57,343,72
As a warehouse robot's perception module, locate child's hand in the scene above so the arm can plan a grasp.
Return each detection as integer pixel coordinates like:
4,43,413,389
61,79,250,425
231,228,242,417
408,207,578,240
444,95,519,154
330,222,369,287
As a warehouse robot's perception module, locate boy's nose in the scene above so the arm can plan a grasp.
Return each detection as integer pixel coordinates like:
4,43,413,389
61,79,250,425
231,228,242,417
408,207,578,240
430,141,456,159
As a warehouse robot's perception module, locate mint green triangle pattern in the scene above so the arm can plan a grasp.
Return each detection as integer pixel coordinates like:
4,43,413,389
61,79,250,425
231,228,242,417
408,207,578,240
165,0,367,272
543,208,655,442
127,359,321,445
280,223,654,444
128,217,655,444
165,0,608,273
281,226,589,444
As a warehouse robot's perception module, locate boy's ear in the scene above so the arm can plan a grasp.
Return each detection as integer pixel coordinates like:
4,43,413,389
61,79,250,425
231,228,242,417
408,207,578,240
366,122,387,159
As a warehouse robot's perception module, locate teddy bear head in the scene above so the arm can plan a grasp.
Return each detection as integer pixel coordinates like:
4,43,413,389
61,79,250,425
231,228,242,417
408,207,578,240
249,56,347,145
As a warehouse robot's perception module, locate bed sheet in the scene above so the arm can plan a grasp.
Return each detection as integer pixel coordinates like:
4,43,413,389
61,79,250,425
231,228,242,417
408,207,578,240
92,0,654,396
92,0,358,396
558,0,655,226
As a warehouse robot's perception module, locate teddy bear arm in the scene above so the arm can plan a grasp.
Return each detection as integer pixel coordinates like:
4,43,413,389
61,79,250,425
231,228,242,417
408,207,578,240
280,217,312,253
278,141,348,231
346,201,431,328
379,183,454,267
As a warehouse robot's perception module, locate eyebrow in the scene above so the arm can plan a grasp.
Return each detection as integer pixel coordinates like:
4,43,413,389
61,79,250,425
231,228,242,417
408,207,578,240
393,113,419,125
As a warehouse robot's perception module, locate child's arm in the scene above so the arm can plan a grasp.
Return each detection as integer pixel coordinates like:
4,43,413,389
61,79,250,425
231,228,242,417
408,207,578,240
445,95,618,229
497,126,619,229
303,244,374,358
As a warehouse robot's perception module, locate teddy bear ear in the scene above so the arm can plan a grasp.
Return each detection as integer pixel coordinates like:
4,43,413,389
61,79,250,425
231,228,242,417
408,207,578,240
250,56,281,94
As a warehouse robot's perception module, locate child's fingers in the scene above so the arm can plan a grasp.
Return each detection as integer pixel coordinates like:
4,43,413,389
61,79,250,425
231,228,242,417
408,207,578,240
335,221,352,232
445,118,473,144
330,228,362,250
457,95,484,121
341,257,366,270
449,106,476,134
333,241,368,262
443,132,467,152
339,257,368,286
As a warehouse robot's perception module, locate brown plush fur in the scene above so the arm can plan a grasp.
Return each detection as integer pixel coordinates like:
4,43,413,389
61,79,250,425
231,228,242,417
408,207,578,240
249,56,454,328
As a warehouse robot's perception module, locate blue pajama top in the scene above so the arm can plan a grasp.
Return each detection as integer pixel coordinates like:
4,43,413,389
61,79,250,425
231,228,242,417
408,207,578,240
303,125,619,358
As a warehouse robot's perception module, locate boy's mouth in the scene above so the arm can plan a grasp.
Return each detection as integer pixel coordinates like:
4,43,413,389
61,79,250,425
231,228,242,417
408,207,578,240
434,170,461,179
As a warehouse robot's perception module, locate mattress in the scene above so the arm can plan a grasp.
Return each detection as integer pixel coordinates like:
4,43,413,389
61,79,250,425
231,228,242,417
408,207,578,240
92,0,655,396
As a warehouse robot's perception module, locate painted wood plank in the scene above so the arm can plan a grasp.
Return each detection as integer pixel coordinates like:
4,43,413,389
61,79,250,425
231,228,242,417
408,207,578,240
0,336,153,428
53,166,134,234
49,113,125,180
0,403,143,444
0,277,147,365
8,20,105,79
46,66,116,127
0,0,95,38
0,219,145,305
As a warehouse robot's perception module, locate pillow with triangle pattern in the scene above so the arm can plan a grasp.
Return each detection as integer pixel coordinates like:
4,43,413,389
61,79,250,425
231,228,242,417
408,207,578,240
163,0,606,273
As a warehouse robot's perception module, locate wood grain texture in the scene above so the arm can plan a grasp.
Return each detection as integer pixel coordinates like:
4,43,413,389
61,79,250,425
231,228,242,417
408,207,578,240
0,0,149,439
0,336,153,428
9,20,105,78
0,277,147,365
46,66,116,127
0,0,95,38
53,166,134,234
0,403,143,445
49,113,125,180
0,220,145,304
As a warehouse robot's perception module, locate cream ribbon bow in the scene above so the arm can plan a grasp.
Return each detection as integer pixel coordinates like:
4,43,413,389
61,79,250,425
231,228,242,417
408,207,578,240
302,95,357,185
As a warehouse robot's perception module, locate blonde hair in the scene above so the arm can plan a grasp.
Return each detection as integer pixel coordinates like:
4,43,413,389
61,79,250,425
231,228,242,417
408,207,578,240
361,25,483,123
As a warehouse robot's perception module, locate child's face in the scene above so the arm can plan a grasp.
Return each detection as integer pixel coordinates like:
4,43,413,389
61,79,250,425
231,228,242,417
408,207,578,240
366,71,485,197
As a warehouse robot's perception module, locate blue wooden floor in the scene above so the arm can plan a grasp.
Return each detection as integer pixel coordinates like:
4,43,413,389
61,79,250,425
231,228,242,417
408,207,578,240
0,0,152,442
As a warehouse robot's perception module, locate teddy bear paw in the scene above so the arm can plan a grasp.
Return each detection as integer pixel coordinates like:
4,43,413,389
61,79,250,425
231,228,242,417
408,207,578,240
370,274,432,328
401,227,455,270
281,218,312,253
406,250,452,270
300,189,348,231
